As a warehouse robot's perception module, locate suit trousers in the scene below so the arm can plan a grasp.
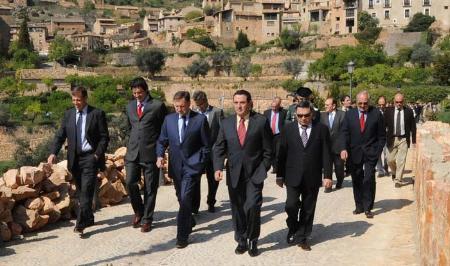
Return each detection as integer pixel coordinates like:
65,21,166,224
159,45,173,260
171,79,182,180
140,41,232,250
173,169,198,241
228,170,263,243
387,137,408,183
72,153,97,229
331,153,345,187
351,161,376,212
285,184,319,241
125,160,159,224
192,157,219,212
271,134,281,173
376,146,389,175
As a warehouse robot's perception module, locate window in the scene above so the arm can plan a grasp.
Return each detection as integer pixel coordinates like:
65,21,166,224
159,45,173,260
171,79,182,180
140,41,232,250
423,0,430,6
346,9,355,17
372,13,376,17
403,0,411,6
384,0,390,7
424,8,430,15
369,0,373,8
267,21,275,26
336,17,340,21
264,13,277,20
405,9,410,18
384,10,390,19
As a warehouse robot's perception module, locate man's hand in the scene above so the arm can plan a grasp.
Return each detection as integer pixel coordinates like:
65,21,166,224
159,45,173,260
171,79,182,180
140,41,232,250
156,157,165,169
215,170,223,182
323,178,333,188
340,150,348,161
276,179,284,188
47,154,57,166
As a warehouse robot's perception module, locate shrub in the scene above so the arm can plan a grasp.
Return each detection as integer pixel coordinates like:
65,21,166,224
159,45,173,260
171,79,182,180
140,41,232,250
281,79,303,93
279,29,301,50
235,31,250,50
134,48,166,78
404,13,435,32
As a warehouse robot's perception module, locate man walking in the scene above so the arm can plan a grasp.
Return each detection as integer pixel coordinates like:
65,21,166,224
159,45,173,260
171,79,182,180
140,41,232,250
125,77,167,232
340,91,386,219
384,93,416,187
263,96,287,173
320,97,345,191
192,90,224,213
277,100,332,250
376,96,389,178
48,86,109,235
156,91,210,248
213,90,272,257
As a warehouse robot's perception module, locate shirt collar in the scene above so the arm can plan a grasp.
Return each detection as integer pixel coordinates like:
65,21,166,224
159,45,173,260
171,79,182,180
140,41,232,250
237,113,250,121
77,105,88,114
298,122,312,129
179,110,191,119
137,96,149,106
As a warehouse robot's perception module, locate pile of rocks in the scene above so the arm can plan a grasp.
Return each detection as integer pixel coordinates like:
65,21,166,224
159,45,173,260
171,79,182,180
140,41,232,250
0,147,132,242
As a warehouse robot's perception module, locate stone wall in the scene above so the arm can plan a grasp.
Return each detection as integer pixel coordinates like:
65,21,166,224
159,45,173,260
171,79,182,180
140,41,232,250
414,122,450,266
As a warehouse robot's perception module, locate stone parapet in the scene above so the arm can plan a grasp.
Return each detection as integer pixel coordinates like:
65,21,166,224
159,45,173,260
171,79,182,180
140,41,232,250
414,121,450,265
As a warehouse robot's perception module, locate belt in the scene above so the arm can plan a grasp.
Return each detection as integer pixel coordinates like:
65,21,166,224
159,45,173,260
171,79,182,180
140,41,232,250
77,150,94,156
394,135,406,138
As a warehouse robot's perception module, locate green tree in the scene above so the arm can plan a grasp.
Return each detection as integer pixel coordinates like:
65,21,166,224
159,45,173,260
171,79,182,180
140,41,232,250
82,1,96,15
14,137,55,168
135,48,166,78
282,58,303,78
0,77,18,96
48,36,74,66
410,42,433,67
138,8,146,18
279,29,301,51
186,28,216,50
9,47,39,69
404,13,435,32
0,103,10,126
42,77,54,92
210,51,232,76
203,4,218,16
184,10,203,21
358,11,379,31
395,47,413,64
184,58,210,80
17,10,33,51
235,31,250,51
24,101,42,123
433,52,450,85
438,35,450,51
355,11,381,45
281,79,303,93
233,55,252,81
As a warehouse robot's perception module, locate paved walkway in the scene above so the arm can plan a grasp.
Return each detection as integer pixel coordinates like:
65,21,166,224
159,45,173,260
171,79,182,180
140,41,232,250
1,153,418,266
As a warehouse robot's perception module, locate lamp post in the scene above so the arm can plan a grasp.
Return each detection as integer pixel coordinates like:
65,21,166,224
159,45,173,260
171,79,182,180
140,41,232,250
347,61,355,100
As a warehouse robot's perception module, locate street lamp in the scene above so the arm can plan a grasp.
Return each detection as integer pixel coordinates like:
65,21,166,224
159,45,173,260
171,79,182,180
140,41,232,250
347,61,355,100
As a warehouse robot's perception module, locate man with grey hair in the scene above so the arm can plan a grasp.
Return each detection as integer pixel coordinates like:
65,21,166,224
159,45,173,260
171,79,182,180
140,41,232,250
263,96,287,173
340,91,386,219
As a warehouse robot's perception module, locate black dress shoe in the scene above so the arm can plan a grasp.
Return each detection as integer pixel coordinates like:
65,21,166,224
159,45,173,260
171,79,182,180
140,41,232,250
192,209,199,215
248,240,259,257
191,217,196,228
353,209,363,215
207,205,216,213
132,215,142,228
324,187,332,193
141,223,152,233
286,231,296,245
298,239,311,251
73,227,84,235
365,211,374,218
234,242,248,255
176,239,188,249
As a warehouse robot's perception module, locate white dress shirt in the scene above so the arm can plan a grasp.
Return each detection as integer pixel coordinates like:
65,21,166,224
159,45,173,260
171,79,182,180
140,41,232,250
76,106,93,152
394,108,405,136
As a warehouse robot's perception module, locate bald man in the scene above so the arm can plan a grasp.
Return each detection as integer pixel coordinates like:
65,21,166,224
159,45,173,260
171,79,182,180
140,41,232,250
340,91,386,218
264,97,287,173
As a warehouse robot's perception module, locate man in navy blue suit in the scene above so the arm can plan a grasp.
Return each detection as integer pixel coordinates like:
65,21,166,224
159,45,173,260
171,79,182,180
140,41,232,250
156,91,210,248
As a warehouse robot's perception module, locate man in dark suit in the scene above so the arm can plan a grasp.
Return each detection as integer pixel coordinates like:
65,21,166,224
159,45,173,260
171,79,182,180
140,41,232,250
263,96,287,173
125,77,167,233
156,91,210,248
376,96,389,178
340,95,352,112
48,86,109,235
320,97,345,192
192,90,224,213
277,100,332,251
340,91,386,219
213,90,272,257
384,92,416,187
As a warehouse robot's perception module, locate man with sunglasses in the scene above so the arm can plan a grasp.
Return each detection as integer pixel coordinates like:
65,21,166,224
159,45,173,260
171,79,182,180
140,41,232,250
276,100,332,250
340,91,386,219
384,92,416,187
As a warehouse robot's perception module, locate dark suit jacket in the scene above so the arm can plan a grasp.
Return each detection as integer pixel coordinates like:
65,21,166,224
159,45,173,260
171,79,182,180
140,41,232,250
339,106,386,166
213,111,273,188
263,108,287,134
156,111,210,180
194,105,224,147
320,110,345,154
125,97,167,163
50,105,110,172
384,106,416,148
276,122,332,189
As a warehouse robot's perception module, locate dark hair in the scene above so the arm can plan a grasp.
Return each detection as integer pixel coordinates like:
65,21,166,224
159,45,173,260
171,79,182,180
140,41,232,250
192,90,208,102
296,100,314,111
377,95,386,102
233,89,252,102
173,91,190,101
341,95,350,102
327,97,337,105
71,86,88,98
130,77,149,92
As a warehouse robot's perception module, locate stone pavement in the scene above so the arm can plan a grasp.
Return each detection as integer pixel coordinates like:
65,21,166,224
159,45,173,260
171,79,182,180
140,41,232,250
1,154,418,266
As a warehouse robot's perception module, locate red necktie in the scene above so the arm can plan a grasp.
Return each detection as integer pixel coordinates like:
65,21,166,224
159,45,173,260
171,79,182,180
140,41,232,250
360,111,365,133
238,118,246,146
271,111,277,134
137,103,143,119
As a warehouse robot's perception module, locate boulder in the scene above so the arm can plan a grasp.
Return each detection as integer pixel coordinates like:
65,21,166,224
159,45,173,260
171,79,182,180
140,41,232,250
38,162,53,178
116,170,125,183
12,205,40,232
0,178,5,187
47,208,61,224
42,191,60,200
112,180,127,197
113,147,127,160
0,222,11,241
50,163,71,182
0,208,12,223
40,179,59,192
107,168,118,182
33,214,49,231
8,221,22,236
11,186,39,201
105,154,114,161
24,197,44,211
113,158,125,169
40,196,56,215
3,169,19,189
19,166,45,186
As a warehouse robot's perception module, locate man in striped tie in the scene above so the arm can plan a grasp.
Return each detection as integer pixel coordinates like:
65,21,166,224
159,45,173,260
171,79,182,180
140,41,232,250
213,90,272,257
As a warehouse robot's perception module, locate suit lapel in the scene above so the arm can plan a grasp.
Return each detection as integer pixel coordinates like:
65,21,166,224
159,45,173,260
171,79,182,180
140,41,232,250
130,100,139,120
229,115,242,147
140,97,152,119
304,124,316,149
181,111,197,144
85,105,92,133
243,113,256,147
207,106,214,126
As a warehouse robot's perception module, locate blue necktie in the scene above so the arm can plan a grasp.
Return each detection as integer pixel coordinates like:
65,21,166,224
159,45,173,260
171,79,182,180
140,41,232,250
329,113,334,129
180,115,186,142
76,111,83,154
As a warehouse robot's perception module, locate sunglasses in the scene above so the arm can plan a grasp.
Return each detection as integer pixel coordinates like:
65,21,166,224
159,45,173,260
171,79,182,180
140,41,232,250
296,113,311,118
357,102,369,105
395,101,404,104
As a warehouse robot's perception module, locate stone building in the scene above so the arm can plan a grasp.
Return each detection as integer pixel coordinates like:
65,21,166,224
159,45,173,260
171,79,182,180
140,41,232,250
158,10,186,32
93,18,118,35
142,13,159,33
49,17,86,36
69,32,105,51
0,5,12,55
10,23,50,55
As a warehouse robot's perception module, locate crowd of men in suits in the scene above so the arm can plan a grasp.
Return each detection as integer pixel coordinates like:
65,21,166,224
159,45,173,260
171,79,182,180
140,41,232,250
45,77,417,256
